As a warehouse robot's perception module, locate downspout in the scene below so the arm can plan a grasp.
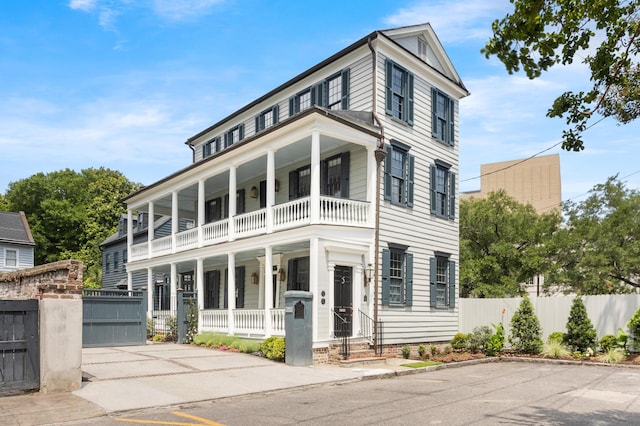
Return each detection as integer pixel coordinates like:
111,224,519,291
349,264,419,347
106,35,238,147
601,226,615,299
187,142,195,163
368,36,388,355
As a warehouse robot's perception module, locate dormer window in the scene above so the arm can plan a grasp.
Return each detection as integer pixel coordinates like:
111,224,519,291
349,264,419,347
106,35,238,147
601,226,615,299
224,124,245,148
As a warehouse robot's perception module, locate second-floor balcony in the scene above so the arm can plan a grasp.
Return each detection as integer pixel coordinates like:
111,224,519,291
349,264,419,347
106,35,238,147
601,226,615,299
130,195,371,262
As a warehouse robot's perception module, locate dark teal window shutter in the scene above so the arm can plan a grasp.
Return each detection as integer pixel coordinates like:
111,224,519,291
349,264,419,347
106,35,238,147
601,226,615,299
224,132,229,148
449,260,456,308
341,68,350,110
431,87,438,138
407,155,415,207
236,266,245,308
430,164,437,214
381,248,390,305
383,144,392,201
288,170,297,200
239,124,245,140
405,253,413,306
223,269,228,309
214,137,220,152
448,97,455,146
341,151,350,198
449,172,456,220
237,189,245,214
273,104,279,125
312,83,324,107
289,97,295,116
385,59,393,115
255,115,260,133
213,270,220,309
429,257,437,307
407,72,414,126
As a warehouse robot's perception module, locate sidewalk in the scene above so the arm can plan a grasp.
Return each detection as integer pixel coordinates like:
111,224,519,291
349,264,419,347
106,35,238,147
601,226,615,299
1,343,410,425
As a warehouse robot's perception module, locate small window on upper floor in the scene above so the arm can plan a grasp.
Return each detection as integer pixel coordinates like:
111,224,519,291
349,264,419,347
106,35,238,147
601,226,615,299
432,88,455,146
202,137,221,159
224,124,245,148
418,36,428,61
385,59,414,125
255,105,279,133
289,68,350,116
5,249,17,267
430,160,456,220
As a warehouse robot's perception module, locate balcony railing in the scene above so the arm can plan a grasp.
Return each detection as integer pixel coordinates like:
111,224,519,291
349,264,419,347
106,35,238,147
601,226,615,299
199,308,285,337
131,197,370,261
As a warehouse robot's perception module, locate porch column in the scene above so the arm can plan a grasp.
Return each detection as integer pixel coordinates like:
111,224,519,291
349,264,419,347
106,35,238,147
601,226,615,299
127,209,133,259
127,271,133,291
310,128,320,224
147,267,154,316
148,201,155,256
198,179,205,248
171,191,178,252
264,245,273,336
367,146,377,227
266,150,275,233
197,258,205,311
170,263,177,313
353,264,363,338
310,237,319,342
227,252,236,335
327,263,336,338
228,165,237,241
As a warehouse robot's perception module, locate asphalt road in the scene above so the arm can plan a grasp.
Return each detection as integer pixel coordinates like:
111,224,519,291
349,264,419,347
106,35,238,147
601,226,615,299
69,361,640,425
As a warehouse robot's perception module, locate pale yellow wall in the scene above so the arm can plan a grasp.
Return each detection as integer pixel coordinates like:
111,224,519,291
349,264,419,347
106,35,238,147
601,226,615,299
461,154,561,213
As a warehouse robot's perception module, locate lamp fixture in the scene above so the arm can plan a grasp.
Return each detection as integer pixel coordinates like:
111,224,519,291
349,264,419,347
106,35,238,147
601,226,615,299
364,263,374,285
274,179,280,192
251,272,259,285
250,186,258,198
278,267,286,282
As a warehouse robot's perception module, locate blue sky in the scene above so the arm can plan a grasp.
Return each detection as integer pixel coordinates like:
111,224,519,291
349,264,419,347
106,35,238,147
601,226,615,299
1,0,639,208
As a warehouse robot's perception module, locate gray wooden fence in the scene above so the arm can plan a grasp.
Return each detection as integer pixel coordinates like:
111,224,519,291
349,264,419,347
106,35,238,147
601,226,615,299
459,294,640,342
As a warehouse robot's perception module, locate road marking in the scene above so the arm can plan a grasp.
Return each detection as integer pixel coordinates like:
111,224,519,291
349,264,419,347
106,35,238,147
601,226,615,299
116,411,225,425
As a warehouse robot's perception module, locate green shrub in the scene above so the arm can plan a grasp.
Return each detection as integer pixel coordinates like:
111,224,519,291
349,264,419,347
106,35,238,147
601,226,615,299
616,328,629,352
184,297,198,344
627,308,640,351
598,348,626,364
429,344,438,355
443,345,452,354
418,344,427,358
261,336,286,361
547,331,564,344
401,346,411,359
485,323,505,356
467,326,492,353
509,295,543,354
152,334,165,342
599,334,618,353
165,316,178,342
563,297,597,353
450,333,468,351
542,339,570,358
146,318,156,339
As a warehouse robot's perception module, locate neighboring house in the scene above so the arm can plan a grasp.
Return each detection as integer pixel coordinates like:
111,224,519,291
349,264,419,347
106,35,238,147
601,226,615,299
461,154,562,296
0,211,35,272
122,23,469,357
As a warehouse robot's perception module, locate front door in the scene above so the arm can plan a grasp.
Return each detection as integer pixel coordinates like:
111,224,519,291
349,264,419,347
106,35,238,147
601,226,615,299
334,265,353,337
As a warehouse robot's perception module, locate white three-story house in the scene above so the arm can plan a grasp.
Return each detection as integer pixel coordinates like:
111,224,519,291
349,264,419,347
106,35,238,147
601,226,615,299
122,23,469,361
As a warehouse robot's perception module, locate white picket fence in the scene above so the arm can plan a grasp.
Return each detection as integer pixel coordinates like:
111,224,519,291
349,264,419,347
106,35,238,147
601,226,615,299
459,294,640,342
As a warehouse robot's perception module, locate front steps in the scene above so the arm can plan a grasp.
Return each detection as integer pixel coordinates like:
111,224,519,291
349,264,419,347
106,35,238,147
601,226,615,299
329,340,390,366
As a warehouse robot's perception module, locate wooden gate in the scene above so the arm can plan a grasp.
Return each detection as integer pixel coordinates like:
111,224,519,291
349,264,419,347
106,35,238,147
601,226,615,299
0,299,40,393
82,289,147,348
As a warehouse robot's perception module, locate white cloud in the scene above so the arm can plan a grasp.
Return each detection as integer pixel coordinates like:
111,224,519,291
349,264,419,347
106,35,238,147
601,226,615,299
68,0,97,12
384,0,512,43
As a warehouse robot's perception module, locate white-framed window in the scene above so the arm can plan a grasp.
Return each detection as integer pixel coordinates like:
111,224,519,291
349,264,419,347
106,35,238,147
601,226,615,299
289,68,350,116
5,249,17,267
202,137,221,159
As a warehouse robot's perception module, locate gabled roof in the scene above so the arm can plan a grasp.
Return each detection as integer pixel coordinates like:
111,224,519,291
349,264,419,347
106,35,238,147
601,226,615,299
0,211,35,246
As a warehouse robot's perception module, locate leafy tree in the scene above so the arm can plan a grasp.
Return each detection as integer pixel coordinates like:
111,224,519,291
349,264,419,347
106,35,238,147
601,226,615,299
3,168,138,284
545,176,640,294
509,295,543,354
483,1,640,151
563,297,597,353
0,193,8,211
460,190,561,297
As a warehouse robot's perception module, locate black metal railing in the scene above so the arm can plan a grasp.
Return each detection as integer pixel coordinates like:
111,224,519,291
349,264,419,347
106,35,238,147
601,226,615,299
333,310,350,360
359,309,383,356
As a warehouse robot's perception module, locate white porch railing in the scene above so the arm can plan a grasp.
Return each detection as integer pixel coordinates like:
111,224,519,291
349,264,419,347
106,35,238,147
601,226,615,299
129,197,370,262
273,197,310,230
320,196,369,226
176,227,199,250
199,308,285,337
235,209,267,238
151,235,172,256
202,219,229,246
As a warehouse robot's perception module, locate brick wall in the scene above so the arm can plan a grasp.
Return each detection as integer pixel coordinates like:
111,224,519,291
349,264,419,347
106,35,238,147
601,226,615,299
0,260,84,300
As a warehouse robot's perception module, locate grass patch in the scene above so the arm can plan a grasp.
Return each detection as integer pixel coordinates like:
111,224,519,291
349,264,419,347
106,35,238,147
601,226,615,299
192,332,261,354
400,360,443,368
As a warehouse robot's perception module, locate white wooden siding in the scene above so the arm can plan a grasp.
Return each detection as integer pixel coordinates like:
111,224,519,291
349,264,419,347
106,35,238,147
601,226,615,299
0,244,34,272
